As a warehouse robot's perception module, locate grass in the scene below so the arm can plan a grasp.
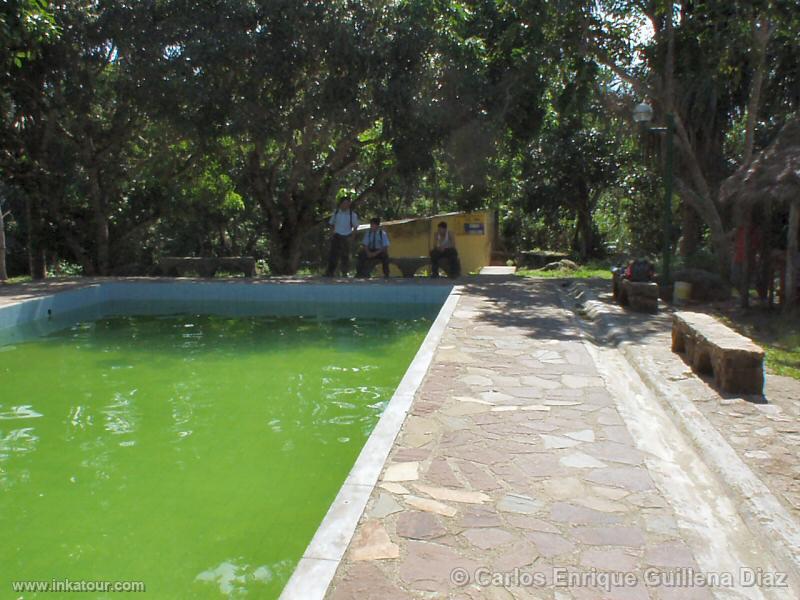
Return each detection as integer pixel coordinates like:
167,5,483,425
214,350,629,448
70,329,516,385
2,275,33,285
716,310,800,381
516,262,613,280
765,337,800,380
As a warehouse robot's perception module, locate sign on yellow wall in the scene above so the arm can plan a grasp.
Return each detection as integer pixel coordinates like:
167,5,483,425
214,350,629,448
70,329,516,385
454,213,486,235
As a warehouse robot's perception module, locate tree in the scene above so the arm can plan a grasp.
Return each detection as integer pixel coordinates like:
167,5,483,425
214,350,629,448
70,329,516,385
0,190,8,281
589,0,799,276
1,0,58,280
1,2,164,276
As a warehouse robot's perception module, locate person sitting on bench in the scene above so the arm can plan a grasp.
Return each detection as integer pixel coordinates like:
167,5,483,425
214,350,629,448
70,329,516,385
356,217,391,278
430,221,460,278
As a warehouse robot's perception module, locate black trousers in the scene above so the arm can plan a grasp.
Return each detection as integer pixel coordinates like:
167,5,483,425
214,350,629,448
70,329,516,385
326,234,352,276
356,248,390,278
430,247,459,277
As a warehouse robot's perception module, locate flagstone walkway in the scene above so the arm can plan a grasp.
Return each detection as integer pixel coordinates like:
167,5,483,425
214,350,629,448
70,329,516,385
326,278,793,600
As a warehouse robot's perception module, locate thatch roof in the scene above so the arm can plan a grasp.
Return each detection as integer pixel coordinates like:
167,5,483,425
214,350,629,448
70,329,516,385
721,118,800,207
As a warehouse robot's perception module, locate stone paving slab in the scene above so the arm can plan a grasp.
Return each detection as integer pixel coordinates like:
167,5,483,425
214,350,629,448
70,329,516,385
325,278,778,599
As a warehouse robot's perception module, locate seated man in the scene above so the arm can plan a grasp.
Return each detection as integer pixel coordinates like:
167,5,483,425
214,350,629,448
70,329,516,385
356,217,391,278
430,221,460,278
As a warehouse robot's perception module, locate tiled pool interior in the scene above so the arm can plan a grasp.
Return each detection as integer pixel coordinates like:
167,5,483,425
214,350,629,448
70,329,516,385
0,281,452,342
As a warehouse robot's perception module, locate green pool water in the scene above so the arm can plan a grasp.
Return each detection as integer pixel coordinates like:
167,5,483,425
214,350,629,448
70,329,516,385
0,311,432,598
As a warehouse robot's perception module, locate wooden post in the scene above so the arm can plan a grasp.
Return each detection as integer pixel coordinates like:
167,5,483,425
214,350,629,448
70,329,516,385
785,200,799,312
757,199,773,304
740,210,752,308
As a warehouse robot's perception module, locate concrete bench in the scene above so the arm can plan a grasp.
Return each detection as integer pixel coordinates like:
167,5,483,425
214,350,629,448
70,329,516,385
358,256,461,278
671,311,764,395
612,270,659,312
389,257,430,278
384,256,458,278
156,257,256,278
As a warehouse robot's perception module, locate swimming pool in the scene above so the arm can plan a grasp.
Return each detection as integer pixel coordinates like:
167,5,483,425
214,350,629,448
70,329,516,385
0,281,458,598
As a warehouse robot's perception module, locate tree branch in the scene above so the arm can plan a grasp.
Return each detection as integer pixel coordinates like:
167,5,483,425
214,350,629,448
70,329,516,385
590,45,655,99
742,15,771,167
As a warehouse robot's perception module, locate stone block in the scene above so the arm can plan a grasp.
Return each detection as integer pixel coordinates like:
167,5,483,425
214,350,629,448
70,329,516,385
619,279,659,313
671,311,764,395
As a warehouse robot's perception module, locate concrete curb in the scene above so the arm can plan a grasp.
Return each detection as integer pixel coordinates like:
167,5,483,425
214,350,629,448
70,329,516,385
562,279,800,590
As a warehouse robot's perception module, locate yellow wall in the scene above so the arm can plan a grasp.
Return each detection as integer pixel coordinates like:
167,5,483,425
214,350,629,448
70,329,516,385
372,211,494,275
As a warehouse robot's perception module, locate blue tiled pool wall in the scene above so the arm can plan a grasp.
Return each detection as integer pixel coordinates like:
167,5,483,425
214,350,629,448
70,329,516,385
0,282,452,344
0,285,107,344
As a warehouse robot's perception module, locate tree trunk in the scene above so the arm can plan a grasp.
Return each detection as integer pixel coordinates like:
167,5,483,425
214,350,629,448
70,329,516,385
785,201,799,313
756,200,772,302
87,164,110,275
269,225,304,275
743,16,771,167
96,213,110,275
740,214,751,309
25,194,47,280
676,180,732,276
0,204,7,281
574,208,592,260
31,250,46,280
572,185,594,260
678,204,702,257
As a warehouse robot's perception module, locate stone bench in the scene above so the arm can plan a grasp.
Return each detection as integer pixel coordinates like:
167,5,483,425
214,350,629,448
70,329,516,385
388,257,430,278
612,270,659,312
382,256,460,278
156,256,256,278
671,311,764,395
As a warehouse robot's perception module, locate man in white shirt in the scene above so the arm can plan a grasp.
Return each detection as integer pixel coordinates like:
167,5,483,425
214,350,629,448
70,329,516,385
325,195,359,277
356,217,391,278
430,221,460,278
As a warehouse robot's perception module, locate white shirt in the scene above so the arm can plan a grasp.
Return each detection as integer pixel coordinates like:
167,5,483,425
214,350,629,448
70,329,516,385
329,209,359,236
434,230,454,250
362,229,390,251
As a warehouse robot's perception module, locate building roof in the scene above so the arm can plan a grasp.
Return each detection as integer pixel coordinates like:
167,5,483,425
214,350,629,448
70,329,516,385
356,211,467,231
721,119,800,207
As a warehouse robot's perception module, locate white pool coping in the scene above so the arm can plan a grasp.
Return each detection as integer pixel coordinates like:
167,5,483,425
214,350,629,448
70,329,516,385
0,278,462,598
277,286,462,600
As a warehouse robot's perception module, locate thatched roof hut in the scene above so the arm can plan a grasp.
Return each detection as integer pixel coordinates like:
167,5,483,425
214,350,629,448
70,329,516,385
721,119,800,206
721,118,800,311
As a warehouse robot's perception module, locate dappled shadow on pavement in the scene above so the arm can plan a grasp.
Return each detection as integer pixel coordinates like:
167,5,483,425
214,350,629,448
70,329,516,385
458,276,585,342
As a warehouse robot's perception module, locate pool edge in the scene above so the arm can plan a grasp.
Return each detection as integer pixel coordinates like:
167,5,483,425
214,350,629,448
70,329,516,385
277,287,463,600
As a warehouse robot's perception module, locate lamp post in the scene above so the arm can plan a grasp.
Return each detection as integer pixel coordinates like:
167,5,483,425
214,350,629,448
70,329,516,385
633,102,675,285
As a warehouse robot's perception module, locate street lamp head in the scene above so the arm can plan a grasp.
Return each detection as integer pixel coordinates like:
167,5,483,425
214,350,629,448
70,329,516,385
633,102,654,123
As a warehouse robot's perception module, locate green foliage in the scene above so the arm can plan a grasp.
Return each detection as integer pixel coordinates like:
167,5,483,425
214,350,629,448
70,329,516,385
48,260,83,277
1,1,798,278
0,0,58,70
595,165,665,256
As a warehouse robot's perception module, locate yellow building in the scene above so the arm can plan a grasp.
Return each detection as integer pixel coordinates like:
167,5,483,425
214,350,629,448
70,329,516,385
358,211,496,276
